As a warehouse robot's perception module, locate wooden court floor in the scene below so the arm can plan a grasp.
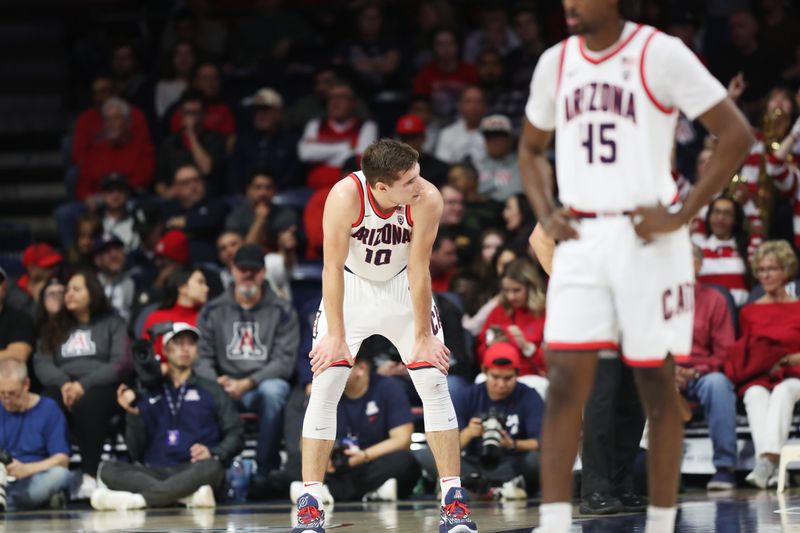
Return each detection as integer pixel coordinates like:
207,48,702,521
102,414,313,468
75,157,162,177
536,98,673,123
1,489,799,532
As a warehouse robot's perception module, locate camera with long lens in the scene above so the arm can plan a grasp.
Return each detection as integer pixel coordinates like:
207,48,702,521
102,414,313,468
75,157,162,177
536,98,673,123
0,449,12,466
330,436,359,472
128,322,175,404
480,407,507,468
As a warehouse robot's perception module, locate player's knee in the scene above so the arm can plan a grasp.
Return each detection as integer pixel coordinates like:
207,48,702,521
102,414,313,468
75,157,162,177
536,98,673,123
302,366,351,441
408,367,457,432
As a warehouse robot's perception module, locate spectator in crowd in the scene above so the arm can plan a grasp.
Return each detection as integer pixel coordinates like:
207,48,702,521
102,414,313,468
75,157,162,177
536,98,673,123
154,41,196,120
225,170,297,251
476,259,547,400
502,193,537,253
408,95,442,154
430,231,459,293
290,354,419,503
128,201,165,291
159,4,228,58
435,86,487,165
73,97,155,202
440,184,479,265
333,4,402,95
435,291,476,398
92,323,244,510
505,7,545,90
96,173,139,252
0,268,36,364
413,29,478,122
34,277,65,337
677,245,738,491
196,245,299,477
284,66,371,133
7,244,64,317
155,89,226,197
0,359,70,511
168,61,235,153
475,52,527,133
34,270,126,499
141,267,209,361
692,196,750,306
727,241,800,488
474,229,505,283
473,115,523,202
215,231,243,290
769,113,800,250
447,163,502,232
162,164,229,263
416,342,542,499
758,0,800,59
67,213,102,270
297,80,378,190
94,233,135,322
71,75,150,181
394,114,449,187
410,0,457,71
229,88,299,193
109,42,152,115
133,229,191,318
463,5,520,64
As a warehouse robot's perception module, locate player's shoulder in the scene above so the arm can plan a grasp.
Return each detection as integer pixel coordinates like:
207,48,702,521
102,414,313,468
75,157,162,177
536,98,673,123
641,26,688,58
328,172,363,206
537,40,569,71
416,180,444,211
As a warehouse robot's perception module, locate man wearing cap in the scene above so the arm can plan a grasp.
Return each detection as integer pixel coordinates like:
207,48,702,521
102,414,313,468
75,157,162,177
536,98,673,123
98,173,139,252
472,114,523,203
0,268,36,364
196,244,299,478
94,233,135,322
414,342,543,499
92,322,244,510
6,244,63,317
395,113,449,188
229,87,300,193
128,201,165,293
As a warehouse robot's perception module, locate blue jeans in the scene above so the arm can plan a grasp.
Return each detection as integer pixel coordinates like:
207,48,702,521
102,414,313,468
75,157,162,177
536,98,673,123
686,372,738,470
240,378,291,473
6,466,70,511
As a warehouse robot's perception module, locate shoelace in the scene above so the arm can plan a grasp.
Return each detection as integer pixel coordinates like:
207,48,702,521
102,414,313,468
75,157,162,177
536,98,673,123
443,499,469,520
298,505,322,524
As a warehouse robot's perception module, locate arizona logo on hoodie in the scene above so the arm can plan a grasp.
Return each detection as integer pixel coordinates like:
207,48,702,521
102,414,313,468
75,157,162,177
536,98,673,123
61,330,97,358
226,322,267,361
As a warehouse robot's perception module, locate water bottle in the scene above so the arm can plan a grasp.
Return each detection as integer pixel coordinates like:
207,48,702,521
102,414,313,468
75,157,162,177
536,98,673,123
227,459,251,503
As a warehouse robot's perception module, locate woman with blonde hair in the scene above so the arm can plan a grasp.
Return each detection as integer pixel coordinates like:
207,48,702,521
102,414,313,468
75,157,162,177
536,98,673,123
726,240,800,488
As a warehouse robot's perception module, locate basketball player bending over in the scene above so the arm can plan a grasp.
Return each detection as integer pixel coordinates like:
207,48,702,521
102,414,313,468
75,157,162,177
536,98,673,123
293,139,477,533
520,1,754,532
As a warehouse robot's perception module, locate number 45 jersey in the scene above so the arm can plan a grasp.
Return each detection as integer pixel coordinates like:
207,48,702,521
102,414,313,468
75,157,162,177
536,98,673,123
525,23,727,212
344,171,413,282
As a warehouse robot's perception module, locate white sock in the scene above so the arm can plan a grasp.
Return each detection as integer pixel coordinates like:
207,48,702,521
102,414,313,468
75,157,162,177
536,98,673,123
645,505,677,533
539,502,572,533
439,476,461,505
301,481,325,510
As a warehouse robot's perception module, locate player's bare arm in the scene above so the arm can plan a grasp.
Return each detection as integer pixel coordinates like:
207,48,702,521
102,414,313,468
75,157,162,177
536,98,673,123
518,119,579,241
529,222,556,276
309,177,358,376
633,99,755,240
407,181,451,375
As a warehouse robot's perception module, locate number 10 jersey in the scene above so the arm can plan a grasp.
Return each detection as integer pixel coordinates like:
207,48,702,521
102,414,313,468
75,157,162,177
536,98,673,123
344,171,414,282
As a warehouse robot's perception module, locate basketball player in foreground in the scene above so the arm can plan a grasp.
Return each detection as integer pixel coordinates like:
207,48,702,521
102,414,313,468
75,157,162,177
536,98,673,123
520,1,754,532
292,139,477,533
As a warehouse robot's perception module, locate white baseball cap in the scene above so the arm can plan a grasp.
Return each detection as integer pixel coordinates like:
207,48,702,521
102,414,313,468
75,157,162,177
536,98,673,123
162,322,200,347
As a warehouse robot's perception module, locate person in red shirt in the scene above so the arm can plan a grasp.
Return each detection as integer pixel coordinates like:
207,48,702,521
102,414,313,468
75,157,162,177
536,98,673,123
476,258,547,399
727,240,800,489
141,267,209,362
6,244,64,317
413,29,478,122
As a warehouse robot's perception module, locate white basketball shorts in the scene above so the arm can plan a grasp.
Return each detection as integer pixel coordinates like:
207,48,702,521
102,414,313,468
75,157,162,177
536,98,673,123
544,216,694,367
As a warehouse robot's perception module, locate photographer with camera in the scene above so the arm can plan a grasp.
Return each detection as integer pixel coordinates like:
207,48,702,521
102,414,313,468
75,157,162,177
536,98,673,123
415,342,543,499
289,354,420,503
91,322,244,510
0,359,70,511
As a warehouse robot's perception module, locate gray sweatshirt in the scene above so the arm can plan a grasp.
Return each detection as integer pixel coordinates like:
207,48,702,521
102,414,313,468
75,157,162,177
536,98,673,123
195,284,299,383
34,313,128,389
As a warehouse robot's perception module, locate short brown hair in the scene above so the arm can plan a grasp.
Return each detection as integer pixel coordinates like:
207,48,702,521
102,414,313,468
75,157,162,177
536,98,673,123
361,139,419,186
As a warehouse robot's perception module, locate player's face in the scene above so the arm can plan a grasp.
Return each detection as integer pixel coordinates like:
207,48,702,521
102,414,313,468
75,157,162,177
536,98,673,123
562,0,617,35
756,254,788,293
385,163,424,204
501,277,528,309
485,368,517,399
708,199,736,240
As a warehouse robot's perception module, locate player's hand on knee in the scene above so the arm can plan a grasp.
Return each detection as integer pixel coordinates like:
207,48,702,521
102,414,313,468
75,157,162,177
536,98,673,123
411,335,450,375
309,334,353,376
631,204,682,240
542,208,579,241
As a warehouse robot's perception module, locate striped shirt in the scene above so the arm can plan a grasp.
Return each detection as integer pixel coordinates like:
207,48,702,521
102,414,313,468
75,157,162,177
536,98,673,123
691,234,749,306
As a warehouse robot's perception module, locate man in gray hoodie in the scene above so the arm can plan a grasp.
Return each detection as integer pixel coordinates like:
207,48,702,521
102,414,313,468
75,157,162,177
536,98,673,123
195,244,299,476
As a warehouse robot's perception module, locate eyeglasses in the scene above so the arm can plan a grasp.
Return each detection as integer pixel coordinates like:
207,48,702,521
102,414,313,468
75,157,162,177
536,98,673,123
756,266,784,275
44,290,64,300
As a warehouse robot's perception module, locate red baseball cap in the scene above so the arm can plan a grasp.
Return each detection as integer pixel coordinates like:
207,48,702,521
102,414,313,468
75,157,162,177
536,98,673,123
395,114,425,136
483,342,521,371
22,243,63,269
155,230,190,265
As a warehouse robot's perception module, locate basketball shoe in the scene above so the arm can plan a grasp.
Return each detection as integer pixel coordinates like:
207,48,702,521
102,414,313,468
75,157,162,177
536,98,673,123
439,486,478,532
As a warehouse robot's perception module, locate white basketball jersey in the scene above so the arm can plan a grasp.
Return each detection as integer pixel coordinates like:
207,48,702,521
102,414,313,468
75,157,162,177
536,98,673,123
554,24,678,211
344,171,413,282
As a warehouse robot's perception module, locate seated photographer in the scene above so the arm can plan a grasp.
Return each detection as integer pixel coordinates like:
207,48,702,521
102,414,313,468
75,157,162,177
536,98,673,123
290,354,420,503
415,342,542,499
91,323,244,510
0,359,70,511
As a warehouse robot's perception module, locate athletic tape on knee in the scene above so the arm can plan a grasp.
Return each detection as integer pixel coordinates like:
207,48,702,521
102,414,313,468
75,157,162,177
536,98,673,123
408,366,457,432
302,365,351,441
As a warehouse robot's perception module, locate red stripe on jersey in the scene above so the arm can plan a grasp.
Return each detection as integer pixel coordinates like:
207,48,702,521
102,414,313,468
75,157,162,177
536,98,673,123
349,173,365,227
556,39,568,95
698,273,748,290
640,29,674,115
406,204,414,227
367,185,395,219
578,23,644,65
